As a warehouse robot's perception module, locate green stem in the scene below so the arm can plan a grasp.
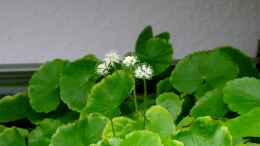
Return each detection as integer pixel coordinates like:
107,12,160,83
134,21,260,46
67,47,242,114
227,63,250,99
133,85,138,112
143,79,148,128
143,79,148,110
110,119,116,137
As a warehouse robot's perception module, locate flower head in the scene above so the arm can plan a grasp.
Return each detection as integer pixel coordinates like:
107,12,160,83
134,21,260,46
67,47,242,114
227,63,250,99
122,56,138,67
96,63,109,76
104,52,120,66
134,64,153,79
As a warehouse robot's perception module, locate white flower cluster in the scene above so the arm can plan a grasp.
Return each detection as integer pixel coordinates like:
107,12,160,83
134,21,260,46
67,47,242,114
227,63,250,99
134,64,153,79
104,52,120,66
122,56,138,67
96,51,120,76
96,51,154,79
96,63,109,76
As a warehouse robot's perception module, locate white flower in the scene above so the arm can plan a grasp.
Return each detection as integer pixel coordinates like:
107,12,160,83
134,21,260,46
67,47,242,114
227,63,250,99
104,52,120,66
96,63,109,75
122,56,138,67
134,64,153,79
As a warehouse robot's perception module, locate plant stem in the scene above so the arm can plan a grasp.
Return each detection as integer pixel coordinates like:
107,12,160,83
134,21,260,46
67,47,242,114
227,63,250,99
133,85,138,112
143,79,148,128
143,79,148,110
110,119,116,137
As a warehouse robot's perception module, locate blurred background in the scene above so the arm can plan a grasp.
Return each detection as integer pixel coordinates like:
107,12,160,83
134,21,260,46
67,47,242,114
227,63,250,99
0,0,259,94
0,0,259,64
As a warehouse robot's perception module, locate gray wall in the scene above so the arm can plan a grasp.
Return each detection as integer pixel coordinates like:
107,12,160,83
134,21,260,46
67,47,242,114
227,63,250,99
0,0,259,64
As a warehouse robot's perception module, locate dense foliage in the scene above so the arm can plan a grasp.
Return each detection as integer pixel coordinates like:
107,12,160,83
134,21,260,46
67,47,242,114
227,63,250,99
0,26,260,146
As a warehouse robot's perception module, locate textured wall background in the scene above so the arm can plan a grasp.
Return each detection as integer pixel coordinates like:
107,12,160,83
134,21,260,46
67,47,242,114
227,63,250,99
0,0,259,64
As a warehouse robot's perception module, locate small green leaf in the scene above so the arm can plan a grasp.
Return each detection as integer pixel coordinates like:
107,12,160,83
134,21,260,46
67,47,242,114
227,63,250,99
135,25,153,52
50,113,108,146
156,93,182,121
0,128,26,146
156,78,175,94
0,93,34,123
155,32,170,42
191,88,228,118
145,105,175,139
136,38,173,75
170,50,238,95
227,107,260,139
120,130,162,146
102,117,137,139
28,59,67,113
175,116,232,146
60,55,100,112
82,70,134,118
223,77,260,114
176,116,195,130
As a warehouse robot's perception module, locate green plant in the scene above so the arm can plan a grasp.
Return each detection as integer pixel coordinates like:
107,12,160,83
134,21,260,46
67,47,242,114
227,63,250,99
0,26,260,146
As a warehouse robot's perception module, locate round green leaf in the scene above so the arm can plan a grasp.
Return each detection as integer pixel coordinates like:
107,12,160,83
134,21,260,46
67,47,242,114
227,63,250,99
0,128,26,146
120,130,162,146
223,77,260,114
102,117,137,139
60,55,100,112
0,93,34,123
136,38,173,75
82,70,134,118
227,107,260,139
28,59,67,113
156,92,182,121
191,88,228,118
216,46,258,77
50,113,108,146
145,105,175,139
170,50,238,95
175,116,232,146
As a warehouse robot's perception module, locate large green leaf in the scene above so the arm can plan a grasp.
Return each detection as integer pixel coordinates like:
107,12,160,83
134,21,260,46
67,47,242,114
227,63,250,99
170,50,238,95
156,93,182,121
216,47,258,77
135,25,153,52
223,77,260,114
82,70,134,118
28,59,67,113
102,117,137,139
191,88,228,118
175,116,232,146
120,130,162,146
145,105,175,140
50,113,108,146
136,38,173,75
0,93,34,123
60,55,100,112
227,107,260,139
0,128,26,146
